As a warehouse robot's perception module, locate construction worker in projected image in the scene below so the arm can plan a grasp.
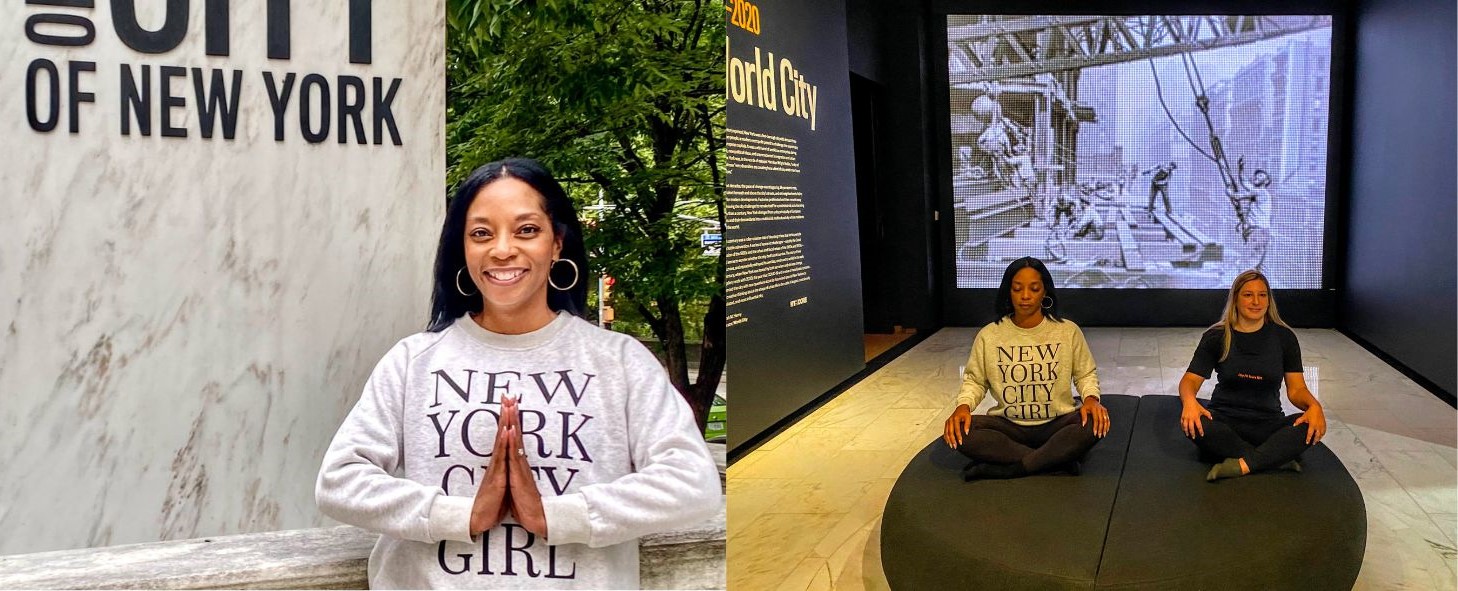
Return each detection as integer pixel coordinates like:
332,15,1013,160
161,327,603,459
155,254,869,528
1051,185,1079,228
1006,128,1046,216
971,86,1015,185
1117,165,1139,197
1228,159,1274,274
1072,185,1105,241
977,119,1013,185
1142,161,1178,213
1115,167,1130,197
1007,142,1037,190
957,145,977,180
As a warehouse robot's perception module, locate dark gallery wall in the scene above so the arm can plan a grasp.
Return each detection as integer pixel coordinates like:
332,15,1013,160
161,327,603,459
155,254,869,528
1344,0,1457,399
846,0,941,333
726,0,868,451
728,0,940,455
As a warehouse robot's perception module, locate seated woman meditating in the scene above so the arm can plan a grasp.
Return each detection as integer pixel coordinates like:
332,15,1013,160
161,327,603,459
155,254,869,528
941,257,1110,480
1179,269,1326,481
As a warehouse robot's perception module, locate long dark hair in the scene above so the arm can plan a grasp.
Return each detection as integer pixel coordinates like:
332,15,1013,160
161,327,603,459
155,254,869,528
427,158,588,332
994,256,1062,322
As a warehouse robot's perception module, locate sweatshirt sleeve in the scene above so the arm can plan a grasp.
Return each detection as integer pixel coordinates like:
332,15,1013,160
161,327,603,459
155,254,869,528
315,341,475,545
1070,324,1101,400
539,341,722,548
956,329,991,410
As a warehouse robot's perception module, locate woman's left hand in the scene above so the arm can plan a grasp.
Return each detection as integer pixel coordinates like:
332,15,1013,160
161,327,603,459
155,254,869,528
1080,397,1110,438
1293,404,1327,445
502,395,549,539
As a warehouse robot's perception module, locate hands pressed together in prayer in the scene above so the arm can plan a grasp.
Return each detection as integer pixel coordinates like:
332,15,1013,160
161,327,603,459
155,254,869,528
469,395,549,538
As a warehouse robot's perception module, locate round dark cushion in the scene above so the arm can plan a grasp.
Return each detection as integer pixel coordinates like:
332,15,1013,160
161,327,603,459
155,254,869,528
881,395,1139,590
1098,395,1366,589
881,395,1365,590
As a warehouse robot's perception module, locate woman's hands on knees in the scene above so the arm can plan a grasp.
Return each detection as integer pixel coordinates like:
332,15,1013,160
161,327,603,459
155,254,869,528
1180,400,1212,438
1293,404,1327,445
943,404,973,448
1079,397,1110,438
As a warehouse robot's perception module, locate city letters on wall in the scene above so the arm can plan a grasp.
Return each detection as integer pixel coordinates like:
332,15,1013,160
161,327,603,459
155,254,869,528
20,0,404,145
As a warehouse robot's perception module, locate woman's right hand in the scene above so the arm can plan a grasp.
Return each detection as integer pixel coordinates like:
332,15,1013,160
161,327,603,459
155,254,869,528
469,398,514,535
1180,400,1212,439
943,404,973,449
502,396,549,539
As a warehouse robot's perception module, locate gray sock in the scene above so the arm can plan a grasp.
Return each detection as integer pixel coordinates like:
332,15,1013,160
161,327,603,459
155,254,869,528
1279,460,1302,473
1206,458,1245,482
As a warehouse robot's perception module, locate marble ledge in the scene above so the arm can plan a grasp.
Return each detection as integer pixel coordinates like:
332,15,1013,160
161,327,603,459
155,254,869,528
0,444,729,590
0,520,727,590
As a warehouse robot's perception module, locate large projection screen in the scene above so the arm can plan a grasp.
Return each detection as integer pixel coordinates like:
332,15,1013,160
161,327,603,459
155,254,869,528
947,15,1332,289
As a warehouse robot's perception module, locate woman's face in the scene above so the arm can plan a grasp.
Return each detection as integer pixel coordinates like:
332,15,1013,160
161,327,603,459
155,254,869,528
462,177,562,318
1235,278,1269,324
1009,267,1044,318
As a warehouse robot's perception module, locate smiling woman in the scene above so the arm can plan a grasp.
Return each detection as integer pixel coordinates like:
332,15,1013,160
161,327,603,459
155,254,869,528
942,256,1110,481
1178,269,1327,482
430,159,590,332
458,176,573,334
314,158,722,589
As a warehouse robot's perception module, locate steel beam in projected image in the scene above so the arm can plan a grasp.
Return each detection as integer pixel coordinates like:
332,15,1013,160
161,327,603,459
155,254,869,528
947,13,1332,289
949,15,1332,84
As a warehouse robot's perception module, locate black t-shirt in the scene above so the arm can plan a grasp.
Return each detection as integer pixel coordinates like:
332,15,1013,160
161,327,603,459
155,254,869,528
1187,323,1302,417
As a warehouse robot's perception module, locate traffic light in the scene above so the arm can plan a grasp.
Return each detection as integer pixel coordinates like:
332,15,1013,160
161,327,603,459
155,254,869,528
601,276,616,323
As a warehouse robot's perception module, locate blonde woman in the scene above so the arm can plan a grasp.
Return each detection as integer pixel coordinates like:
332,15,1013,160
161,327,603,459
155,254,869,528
1178,270,1326,481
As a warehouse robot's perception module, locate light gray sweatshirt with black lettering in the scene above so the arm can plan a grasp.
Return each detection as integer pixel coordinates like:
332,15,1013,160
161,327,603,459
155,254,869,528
957,317,1101,425
316,312,722,589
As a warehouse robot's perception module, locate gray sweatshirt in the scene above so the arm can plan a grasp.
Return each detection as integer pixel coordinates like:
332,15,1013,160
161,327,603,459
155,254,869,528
957,317,1101,425
316,312,722,589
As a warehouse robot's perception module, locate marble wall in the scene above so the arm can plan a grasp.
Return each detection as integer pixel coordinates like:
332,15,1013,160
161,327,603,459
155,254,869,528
0,0,445,554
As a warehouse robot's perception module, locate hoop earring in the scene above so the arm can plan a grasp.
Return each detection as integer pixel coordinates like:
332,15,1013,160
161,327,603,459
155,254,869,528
549,258,580,291
456,267,477,297
1042,296,1054,310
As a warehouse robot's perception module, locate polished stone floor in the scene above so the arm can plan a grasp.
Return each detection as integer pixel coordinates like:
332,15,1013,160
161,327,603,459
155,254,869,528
863,332,915,362
727,327,1457,590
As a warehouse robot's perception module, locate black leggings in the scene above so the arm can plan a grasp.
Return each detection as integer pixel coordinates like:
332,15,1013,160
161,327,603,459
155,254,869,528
1190,410,1312,472
954,412,1099,473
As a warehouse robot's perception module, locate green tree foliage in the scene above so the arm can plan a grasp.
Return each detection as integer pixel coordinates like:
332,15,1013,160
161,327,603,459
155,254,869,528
446,0,725,426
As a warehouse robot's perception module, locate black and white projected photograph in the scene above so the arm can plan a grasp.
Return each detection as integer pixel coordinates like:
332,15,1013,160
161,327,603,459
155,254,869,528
947,16,1332,289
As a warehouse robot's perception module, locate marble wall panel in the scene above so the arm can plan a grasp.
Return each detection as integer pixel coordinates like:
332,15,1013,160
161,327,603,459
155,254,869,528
0,0,445,554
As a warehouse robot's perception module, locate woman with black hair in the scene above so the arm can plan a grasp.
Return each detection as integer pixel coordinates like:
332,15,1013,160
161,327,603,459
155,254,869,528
315,158,721,589
941,257,1110,480
1179,269,1324,481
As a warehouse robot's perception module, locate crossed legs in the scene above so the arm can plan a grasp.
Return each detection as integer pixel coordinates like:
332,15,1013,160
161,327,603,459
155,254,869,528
955,412,1099,478
1192,411,1312,478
